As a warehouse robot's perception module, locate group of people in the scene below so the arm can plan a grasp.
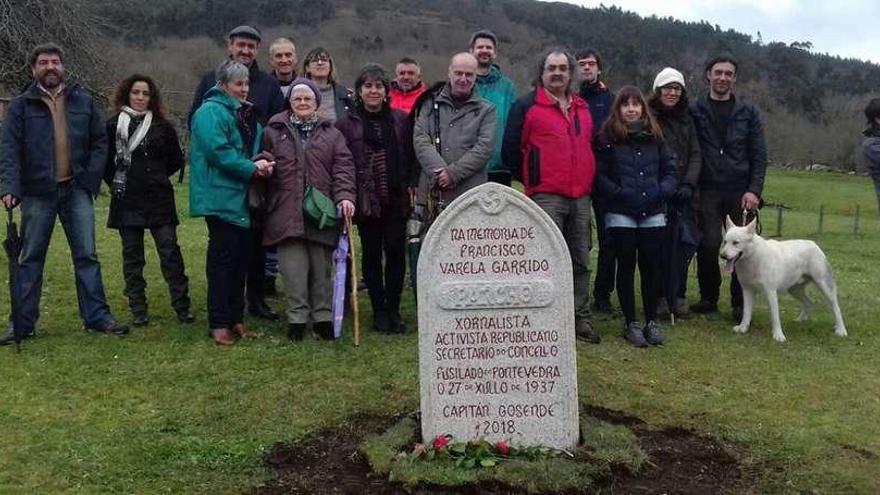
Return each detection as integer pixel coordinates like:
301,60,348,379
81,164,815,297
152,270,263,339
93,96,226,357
0,23,771,348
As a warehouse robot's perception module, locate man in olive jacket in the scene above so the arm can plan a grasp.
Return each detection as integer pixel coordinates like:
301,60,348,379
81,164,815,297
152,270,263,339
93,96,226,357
413,53,496,207
0,43,129,344
689,55,767,322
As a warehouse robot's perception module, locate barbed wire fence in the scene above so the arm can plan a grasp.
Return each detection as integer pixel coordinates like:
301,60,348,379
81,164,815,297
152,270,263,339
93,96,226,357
762,201,872,237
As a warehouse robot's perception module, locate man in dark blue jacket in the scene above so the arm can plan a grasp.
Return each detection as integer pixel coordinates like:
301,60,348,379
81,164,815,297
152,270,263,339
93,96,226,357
689,55,767,323
576,49,616,314
188,25,286,321
0,43,129,344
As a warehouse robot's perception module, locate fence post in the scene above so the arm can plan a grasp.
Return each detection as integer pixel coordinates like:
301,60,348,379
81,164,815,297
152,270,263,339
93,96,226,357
854,205,860,235
818,205,824,234
776,206,783,237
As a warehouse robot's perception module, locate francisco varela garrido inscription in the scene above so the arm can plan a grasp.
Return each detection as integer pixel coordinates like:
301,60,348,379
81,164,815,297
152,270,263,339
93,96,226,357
418,183,579,449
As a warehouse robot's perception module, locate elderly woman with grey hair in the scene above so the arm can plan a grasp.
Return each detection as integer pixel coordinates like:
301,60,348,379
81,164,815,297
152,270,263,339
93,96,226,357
189,60,275,345
262,77,356,341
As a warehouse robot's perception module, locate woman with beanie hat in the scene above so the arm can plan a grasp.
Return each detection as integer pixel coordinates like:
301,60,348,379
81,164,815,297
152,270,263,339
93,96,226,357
335,64,416,334
261,77,357,341
594,86,677,347
862,98,880,213
648,67,702,319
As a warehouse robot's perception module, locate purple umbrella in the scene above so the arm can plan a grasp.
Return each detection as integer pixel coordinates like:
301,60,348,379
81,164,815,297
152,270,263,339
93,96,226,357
331,225,350,340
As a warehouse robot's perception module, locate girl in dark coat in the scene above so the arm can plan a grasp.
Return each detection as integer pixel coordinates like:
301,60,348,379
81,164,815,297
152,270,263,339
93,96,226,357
104,74,193,327
595,86,677,347
336,64,415,334
648,67,702,318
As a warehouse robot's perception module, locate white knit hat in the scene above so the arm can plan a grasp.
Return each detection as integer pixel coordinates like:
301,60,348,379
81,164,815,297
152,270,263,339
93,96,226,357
653,67,686,92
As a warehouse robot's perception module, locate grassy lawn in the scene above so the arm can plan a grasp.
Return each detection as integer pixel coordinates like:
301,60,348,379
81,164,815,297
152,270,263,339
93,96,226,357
1,168,879,493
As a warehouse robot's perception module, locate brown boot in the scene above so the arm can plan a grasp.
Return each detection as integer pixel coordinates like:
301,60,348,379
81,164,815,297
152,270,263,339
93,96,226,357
231,322,256,338
210,328,236,346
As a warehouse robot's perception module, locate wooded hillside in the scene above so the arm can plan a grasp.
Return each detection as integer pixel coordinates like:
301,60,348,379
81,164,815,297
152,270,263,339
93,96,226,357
2,0,877,169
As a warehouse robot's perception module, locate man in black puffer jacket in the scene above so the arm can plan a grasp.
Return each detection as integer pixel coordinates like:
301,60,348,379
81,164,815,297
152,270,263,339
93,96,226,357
689,55,767,323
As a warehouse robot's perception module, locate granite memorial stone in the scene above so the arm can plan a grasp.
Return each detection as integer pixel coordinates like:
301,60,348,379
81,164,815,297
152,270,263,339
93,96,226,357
418,182,579,449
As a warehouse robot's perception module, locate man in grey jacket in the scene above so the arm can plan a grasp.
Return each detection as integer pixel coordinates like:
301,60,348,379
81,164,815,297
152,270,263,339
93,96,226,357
413,53,496,207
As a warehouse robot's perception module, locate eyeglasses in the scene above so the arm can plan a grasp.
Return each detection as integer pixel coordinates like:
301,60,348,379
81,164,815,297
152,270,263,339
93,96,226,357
308,55,331,64
661,85,683,93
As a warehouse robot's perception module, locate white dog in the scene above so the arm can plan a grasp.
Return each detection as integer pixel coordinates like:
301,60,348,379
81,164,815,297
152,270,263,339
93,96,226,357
719,216,847,342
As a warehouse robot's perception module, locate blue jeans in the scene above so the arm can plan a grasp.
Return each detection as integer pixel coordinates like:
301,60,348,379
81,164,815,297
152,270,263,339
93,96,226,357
18,184,113,331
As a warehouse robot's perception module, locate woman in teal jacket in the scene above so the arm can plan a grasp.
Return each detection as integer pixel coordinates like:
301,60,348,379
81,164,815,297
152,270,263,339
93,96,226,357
189,60,274,345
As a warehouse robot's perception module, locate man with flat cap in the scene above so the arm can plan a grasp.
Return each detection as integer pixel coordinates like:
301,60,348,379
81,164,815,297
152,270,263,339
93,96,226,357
189,25,285,126
189,25,286,321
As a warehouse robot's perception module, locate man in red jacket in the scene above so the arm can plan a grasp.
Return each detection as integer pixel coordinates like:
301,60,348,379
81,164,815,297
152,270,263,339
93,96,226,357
389,57,427,115
502,48,599,343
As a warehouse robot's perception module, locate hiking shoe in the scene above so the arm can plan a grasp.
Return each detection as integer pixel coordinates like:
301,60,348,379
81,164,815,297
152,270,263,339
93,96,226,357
133,314,150,327
592,297,614,314
86,318,129,335
0,324,36,346
373,311,391,333
287,323,306,341
643,320,666,345
731,306,744,324
314,321,335,341
656,299,671,318
389,312,407,334
622,321,648,348
231,322,256,339
576,320,601,344
210,328,236,346
176,311,196,324
673,298,690,318
689,300,718,314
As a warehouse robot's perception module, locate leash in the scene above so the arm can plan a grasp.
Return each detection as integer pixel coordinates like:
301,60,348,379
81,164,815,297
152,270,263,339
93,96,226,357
741,209,762,234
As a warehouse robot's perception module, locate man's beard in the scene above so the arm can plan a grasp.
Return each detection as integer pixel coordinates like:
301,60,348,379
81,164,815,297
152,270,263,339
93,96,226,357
38,72,62,89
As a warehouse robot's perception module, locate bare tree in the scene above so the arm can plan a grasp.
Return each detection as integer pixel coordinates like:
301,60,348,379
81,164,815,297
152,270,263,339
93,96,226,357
0,0,108,94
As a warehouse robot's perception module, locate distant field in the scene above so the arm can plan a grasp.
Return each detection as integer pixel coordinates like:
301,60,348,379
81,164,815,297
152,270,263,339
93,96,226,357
0,168,878,493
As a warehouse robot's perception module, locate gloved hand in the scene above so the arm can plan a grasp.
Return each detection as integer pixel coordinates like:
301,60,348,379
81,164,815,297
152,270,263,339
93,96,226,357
674,185,693,202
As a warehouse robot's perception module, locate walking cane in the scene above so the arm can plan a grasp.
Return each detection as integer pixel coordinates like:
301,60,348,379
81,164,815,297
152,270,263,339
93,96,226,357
345,215,360,347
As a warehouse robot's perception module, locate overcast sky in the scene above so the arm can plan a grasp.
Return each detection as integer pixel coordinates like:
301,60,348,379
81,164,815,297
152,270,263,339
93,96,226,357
560,1,880,64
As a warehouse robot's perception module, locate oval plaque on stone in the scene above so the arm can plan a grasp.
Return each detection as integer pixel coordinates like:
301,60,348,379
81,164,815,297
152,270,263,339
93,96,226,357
417,183,579,449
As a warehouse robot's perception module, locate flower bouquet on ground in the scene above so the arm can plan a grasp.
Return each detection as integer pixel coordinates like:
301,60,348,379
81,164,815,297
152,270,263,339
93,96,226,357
409,435,564,469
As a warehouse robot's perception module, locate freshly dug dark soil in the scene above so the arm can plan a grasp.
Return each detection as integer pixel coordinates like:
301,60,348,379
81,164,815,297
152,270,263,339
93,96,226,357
251,406,742,495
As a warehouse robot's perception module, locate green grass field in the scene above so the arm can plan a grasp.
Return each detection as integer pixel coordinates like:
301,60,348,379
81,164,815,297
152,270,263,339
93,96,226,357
1,168,878,493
